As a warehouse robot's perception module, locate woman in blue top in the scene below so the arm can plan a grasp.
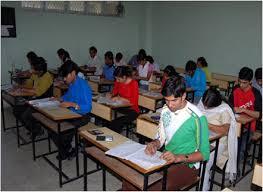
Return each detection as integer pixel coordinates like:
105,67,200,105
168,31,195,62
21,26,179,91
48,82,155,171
50,60,92,160
185,60,206,104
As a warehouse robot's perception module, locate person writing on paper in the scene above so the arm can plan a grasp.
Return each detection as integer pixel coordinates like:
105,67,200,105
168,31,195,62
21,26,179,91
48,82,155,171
122,77,210,190
115,52,127,67
57,48,71,64
102,51,115,81
197,88,238,190
50,60,92,160
87,46,103,75
108,66,139,133
14,57,53,138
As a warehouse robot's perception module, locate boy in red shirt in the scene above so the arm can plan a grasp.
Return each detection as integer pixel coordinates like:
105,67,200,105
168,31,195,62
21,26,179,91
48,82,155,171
108,66,139,133
229,67,262,132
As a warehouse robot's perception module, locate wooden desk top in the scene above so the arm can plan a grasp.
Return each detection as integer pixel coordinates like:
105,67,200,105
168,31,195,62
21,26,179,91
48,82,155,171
48,69,59,75
88,79,114,85
80,127,170,174
139,91,163,100
92,96,132,109
32,106,81,121
138,113,160,125
5,88,35,97
235,114,255,125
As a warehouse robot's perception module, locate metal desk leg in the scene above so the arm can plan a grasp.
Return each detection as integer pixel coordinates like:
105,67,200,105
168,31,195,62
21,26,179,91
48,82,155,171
102,167,106,191
209,139,220,191
58,123,63,188
16,118,20,147
84,152,87,191
162,167,168,190
75,127,80,177
143,175,149,191
31,123,36,161
242,123,251,176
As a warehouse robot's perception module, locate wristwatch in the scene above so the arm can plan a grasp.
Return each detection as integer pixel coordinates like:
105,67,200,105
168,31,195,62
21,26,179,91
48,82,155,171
75,104,80,110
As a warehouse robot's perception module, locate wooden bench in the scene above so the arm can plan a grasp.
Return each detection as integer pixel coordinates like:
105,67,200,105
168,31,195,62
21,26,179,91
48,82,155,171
32,112,75,133
85,146,163,190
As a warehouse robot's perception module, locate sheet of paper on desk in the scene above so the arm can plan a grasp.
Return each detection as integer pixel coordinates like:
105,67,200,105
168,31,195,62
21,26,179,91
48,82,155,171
105,141,166,169
143,92,162,98
97,96,123,106
29,98,60,108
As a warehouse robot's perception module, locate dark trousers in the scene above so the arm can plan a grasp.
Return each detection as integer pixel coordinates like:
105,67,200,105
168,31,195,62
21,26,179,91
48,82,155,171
122,163,199,190
49,114,90,157
109,108,138,133
13,105,41,135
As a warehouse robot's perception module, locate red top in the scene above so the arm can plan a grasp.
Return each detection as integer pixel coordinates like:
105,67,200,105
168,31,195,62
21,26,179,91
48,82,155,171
112,79,139,113
233,87,256,131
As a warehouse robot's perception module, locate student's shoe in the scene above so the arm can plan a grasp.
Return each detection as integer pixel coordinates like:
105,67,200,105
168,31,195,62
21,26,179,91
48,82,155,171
67,148,77,160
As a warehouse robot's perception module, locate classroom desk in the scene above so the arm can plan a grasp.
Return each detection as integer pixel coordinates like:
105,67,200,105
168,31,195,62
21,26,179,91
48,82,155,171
251,163,262,189
234,114,255,185
53,81,68,98
88,79,114,94
79,66,96,76
30,103,82,187
48,68,59,78
148,82,162,91
138,90,164,112
1,87,35,147
91,95,132,121
79,127,170,191
211,73,236,96
8,70,31,85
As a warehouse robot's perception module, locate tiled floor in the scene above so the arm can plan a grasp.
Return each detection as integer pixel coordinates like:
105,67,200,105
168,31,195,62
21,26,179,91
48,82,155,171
1,106,256,191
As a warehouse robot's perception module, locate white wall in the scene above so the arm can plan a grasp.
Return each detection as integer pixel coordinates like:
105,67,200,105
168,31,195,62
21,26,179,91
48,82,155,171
1,1,262,84
151,1,262,76
1,1,147,84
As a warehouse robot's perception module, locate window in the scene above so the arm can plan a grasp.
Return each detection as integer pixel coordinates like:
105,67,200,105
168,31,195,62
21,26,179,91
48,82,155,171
21,1,44,9
68,1,85,13
21,1,124,17
45,1,65,12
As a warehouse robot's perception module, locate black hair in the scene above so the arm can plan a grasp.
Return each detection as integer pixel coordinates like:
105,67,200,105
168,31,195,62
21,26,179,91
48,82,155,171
89,46,97,53
137,52,147,62
31,57,47,76
62,51,71,62
163,65,178,77
185,60,197,72
57,48,66,56
255,67,262,80
116,52,123,61
59,60,80,78
197,57,208,67
26,51,38,60
202,88,222,108
138,49,146,56
161,76,186,98
104,51,114,61
146,56,154,64
114,66,132,78
238,67,253,81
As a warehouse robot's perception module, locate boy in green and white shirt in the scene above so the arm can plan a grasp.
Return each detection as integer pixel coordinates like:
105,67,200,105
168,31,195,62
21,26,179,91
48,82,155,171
122,76,210,190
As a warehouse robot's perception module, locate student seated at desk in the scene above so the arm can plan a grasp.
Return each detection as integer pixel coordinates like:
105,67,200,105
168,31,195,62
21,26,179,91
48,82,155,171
57,48,71,64
57,49,85,79
17,51,38,77
136,52,154,90
252,67,262,95
107,66,139,133
197,57,212,83
161,65,179,88
115,52,126,67
122,77,210,190
15,57,53,137
50,60,92,160
87,46,103,75
197,88,238,190
229,67,262,132
185,60,206,104
146,55,160,73
102,51,115,81
128,48,146,69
